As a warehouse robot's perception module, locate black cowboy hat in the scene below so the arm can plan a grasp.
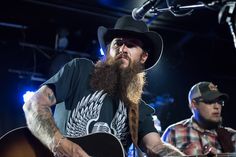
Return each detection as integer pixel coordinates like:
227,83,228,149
97,15,163,70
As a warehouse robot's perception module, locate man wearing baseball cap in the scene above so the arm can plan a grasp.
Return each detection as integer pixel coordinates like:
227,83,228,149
162,81,236,156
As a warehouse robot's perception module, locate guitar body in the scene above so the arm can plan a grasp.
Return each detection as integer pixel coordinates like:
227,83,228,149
0,126,125,157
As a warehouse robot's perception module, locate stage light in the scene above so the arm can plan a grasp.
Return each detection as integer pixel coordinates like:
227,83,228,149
23,91,35,103
149,95,174,109
99,48,105,56
152,115,162,132
55,28,69,50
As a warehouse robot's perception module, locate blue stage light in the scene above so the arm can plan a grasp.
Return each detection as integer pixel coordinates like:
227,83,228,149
23,91,35,103
99,48,105,56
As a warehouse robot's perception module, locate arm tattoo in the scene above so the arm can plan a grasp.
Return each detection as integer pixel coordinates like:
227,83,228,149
24,87,58,149
149,143,184,157
33,106,58,146
155,146,183,156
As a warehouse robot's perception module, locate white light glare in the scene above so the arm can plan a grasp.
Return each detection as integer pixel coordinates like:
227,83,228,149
100,48,105,56
23,91,35,103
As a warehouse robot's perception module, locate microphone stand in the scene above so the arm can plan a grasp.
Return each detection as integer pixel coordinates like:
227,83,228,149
218,1,236,49
150,1,222,16
148,0,236,49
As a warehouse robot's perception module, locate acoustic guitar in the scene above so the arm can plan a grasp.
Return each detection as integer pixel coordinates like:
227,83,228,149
0,126,125,157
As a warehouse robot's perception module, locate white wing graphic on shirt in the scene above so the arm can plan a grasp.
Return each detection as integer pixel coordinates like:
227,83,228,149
66,90,106,137
110,101,128,144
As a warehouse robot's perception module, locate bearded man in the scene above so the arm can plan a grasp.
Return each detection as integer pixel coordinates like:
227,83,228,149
162,81,236,156
23,15,184,157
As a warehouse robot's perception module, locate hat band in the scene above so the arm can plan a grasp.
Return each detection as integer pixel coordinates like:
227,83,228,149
115,25,146,33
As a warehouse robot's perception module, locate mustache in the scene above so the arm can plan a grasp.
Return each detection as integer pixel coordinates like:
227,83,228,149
115,51,130,60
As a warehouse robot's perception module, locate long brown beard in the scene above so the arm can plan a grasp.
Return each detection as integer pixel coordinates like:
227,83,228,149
90,53,146,145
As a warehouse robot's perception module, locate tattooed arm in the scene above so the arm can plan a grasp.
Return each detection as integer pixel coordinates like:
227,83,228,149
142,132,185,157
23,85,90,157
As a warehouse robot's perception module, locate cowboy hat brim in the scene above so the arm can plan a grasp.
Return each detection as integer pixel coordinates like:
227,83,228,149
98,26,163,70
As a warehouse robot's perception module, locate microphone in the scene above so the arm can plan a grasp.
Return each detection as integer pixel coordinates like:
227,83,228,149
132,0,158,21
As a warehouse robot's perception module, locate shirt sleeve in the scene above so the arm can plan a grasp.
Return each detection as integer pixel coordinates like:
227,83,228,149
161,126,176,145
42,58,93,103
138,100,158,144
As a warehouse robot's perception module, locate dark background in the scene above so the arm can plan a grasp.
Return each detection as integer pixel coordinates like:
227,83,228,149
1,0,236,137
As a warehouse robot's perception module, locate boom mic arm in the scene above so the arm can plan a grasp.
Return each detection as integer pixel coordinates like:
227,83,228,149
218,1,236,49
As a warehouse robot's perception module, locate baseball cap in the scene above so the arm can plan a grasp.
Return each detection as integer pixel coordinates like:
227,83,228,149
188,81,229,103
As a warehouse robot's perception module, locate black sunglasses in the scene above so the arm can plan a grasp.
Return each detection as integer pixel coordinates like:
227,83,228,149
194,99,225,106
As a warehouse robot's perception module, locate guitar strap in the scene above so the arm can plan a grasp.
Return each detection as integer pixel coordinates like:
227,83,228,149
216,127,234,152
